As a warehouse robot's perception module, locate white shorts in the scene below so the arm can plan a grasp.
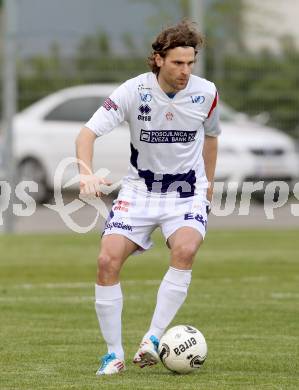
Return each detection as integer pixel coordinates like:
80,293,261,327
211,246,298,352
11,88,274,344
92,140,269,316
102,188,210,254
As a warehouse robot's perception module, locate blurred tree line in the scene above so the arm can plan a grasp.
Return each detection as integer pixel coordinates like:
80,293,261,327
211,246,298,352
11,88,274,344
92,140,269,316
204,0,299,138
18,36,148,108
7,0,299,138
208,44,299,138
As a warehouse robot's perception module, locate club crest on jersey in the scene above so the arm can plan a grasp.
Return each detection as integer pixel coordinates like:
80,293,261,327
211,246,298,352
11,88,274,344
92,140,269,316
191,95,205,104
138,104,151,121
165,112,174,120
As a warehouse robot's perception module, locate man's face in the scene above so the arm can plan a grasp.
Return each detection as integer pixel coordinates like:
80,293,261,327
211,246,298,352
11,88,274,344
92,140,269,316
155,46,195,93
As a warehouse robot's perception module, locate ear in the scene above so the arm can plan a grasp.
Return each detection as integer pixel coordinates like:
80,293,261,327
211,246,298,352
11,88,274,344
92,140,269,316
155,53,164,68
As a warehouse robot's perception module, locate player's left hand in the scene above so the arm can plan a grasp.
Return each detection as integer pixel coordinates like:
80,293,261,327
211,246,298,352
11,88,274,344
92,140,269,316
79,174,112,198
206,187,213,203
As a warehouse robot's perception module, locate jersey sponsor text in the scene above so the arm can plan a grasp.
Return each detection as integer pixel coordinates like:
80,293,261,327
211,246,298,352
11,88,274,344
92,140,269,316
140,130,196,144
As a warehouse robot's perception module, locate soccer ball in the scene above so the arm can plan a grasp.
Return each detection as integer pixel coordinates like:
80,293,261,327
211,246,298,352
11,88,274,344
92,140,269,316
158,325,207,374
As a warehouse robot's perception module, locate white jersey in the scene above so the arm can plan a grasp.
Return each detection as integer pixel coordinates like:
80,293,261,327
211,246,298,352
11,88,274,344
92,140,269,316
86,72,220,198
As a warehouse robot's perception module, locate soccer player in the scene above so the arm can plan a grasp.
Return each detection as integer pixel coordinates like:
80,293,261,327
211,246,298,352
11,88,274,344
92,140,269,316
76,19,220,375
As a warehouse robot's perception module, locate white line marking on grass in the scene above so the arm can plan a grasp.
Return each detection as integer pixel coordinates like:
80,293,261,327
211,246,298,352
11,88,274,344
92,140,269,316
240,276,268,282
271,292,299,299
12,282,92,289
0,296,93,303
126,293,155,300
11,280,160,290
237,334,299,341
123,279,160,286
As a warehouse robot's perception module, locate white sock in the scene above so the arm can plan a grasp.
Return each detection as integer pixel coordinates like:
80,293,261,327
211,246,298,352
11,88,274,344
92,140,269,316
144,266,192,340
95,283,124,360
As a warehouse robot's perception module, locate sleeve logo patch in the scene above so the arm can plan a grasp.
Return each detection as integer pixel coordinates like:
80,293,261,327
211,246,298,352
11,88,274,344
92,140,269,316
103,98,118,111
191,95,205,104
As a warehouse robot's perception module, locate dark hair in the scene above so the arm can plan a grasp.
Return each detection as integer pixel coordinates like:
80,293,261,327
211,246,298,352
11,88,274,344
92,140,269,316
148,19,204,74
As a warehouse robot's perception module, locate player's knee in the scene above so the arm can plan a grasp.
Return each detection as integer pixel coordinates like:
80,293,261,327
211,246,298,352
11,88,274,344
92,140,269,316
171,243,198,265
97,252,121,278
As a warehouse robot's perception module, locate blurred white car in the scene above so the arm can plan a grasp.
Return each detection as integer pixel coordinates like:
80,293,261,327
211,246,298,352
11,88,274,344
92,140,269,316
0,142,4,180
216,103,299,192
0,84,298,202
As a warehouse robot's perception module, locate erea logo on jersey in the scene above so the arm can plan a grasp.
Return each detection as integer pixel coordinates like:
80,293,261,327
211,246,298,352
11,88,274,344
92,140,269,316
138,104,152,121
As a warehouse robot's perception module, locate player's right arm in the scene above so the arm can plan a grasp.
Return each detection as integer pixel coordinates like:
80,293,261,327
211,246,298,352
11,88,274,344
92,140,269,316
76,82,131,196
76,126,109,196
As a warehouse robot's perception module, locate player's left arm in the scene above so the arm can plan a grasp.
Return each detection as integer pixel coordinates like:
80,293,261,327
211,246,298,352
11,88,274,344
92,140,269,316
203,90,221,203
203,135,218,202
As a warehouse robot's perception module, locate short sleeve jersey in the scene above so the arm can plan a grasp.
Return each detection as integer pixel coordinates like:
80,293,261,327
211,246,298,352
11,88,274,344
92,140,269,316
86,72,220,198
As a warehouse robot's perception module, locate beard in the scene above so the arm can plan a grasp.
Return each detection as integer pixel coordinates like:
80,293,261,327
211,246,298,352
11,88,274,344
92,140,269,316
175,77,189,90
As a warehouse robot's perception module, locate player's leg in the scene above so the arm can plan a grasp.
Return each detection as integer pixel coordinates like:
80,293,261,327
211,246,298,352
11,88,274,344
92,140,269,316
97,233,138,285
134,227,203,368
96,234,138,375
145,227,202,337
155,227,203,335
169,226,203,269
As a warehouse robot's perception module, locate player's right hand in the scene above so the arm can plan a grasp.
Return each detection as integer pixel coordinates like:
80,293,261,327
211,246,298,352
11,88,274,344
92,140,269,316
79,174,111,197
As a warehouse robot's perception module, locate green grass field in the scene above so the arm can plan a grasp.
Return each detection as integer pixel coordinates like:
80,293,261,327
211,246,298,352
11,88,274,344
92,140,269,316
0,230,299,390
